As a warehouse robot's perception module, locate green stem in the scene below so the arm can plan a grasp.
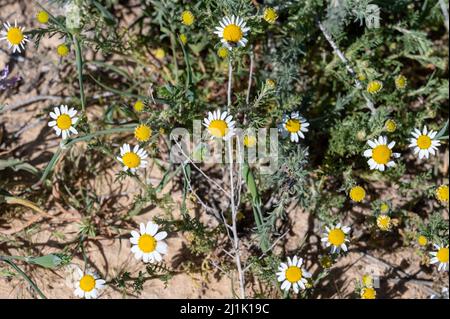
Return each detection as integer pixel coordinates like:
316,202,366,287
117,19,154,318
1,259,47,299
74,36,86,114
0,255,29,262
170,32,179,82
39,125,136,184
178,37,192,90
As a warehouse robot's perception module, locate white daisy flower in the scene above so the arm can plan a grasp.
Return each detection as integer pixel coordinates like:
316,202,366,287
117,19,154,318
214,15,250,50
430,244,449,272
47,105,79,139
117,143,148,173
203,109,236,140
130,221,168,263
73,268,105,299
363,136,400,171
279,111,310,143
321,223,351,253
408,126,441,160
276,255,312,294
0,20,30,53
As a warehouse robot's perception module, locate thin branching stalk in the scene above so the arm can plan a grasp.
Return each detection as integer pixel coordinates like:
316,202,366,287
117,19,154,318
226,58,245,299
318,21,376,114
172,138,232,198
227,59,233,112
439,0,449,32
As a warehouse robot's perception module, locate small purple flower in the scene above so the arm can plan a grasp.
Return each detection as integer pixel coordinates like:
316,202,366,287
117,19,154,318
0,65,21,91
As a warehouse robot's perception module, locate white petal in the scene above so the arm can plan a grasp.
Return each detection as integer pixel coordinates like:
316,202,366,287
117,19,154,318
146,222,158,236
153,251,162,262
280,280,291,291
131,245,139,253
154,231,167,241
156,241,168,254
364,149,373,157
139,223,146,234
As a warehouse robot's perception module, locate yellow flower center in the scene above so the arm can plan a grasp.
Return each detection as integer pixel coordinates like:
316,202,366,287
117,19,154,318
208,120,228,138
377,215,391,231
367,81,383,94
436,185,449,203
79,274,96,292
380,203,390,213
154,48,165,59
285,119,301,133
395,75,407,89
56,114,72,130
133,100,144,112
385,120,396,133
362,275,373,287
416,135,432,150
361,287,376,299
243,135,256,148
263,8,278,24
285,266,302,283
266,79,276,88
181,11,194,26
122,152,141,169
7,27,24,45
349,186,365,202
57,44,69,57
223,24,243,43
37,11,49,24
437,247,449,263
138,234,157,253
135,124,152,142
217,47,228,58
417,235,428,246
372,145,392,165
320,256,333,268
328,228,345,246
179,33,187,45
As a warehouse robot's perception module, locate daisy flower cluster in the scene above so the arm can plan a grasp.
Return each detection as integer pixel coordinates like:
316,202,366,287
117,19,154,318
1,2,446,302
70,219,169,299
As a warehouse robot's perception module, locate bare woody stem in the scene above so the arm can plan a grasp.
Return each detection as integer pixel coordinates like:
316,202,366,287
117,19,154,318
439,0,449,32
226,58,245,299
318,21,376,114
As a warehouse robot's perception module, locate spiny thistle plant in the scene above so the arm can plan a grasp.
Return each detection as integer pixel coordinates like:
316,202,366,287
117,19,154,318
0,0,448,300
